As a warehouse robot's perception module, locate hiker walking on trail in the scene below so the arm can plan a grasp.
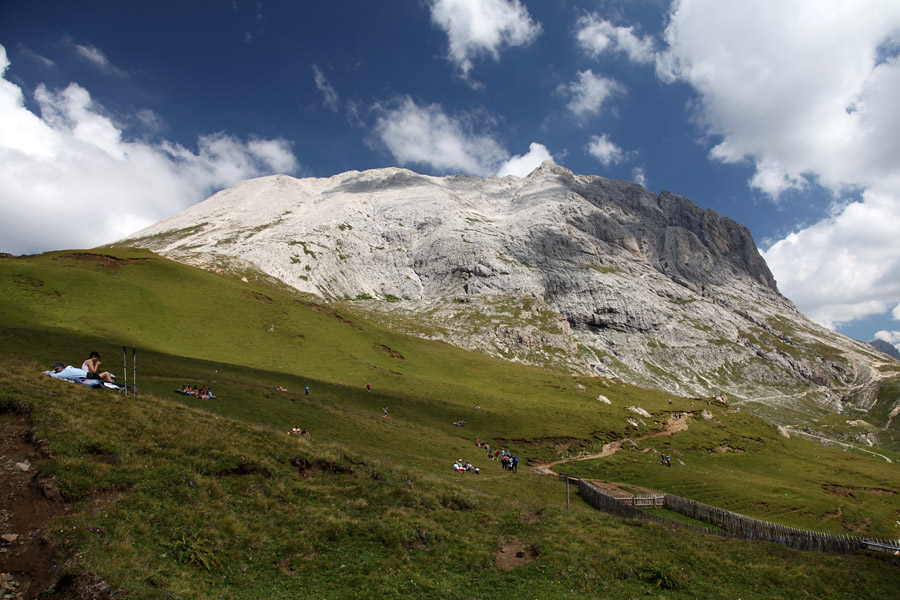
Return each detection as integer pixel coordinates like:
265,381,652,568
367,384,371,392
305,386,309,396
512,456,518,473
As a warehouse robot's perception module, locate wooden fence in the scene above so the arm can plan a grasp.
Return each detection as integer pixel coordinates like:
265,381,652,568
567,476,900,555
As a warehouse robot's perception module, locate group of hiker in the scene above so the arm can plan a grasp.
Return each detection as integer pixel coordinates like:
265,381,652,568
453,459,479,474
499,451,519,472
449,437,520,475
474,438,519,473
176,385,215,400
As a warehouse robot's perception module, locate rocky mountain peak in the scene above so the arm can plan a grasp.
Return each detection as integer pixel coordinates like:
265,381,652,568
119,165,897,433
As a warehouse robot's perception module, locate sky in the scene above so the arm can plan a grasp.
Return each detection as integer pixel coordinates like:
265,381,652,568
1,0,900,350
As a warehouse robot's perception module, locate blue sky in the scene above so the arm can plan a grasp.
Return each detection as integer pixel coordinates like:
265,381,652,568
2,0,900,349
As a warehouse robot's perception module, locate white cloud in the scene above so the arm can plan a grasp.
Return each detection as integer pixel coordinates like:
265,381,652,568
875,330,900,345
576,14,656,64
496,142,553,177
312,65,339,112
19,46,56,69
893,304,900,321
586,133,625,166
659,0,900,199
428,0,541,78
559,70,624,122
762,188,900,329
0,45,298,255
74,42,128,77
372,96,508,176
657,0,900,329
632,167,646,187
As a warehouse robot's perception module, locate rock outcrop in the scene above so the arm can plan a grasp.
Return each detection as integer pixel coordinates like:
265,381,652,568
869,339,900,360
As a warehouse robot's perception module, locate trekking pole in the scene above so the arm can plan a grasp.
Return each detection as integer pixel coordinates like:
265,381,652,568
123,346,127,393
132,347,137,396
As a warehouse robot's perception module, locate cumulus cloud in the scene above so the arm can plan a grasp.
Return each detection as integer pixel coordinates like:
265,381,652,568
659,0,900,199
0,45,298,255
559,70,624,122
312,65,339,112
762,188,900,329
576,14,656,64
428,0,541,78
496,142,553,177
586,133,625,166
372,96,509,176
655,0,900,329
875,330,900,343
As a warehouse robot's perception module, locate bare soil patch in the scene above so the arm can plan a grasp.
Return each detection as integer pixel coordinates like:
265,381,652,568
494,541,538,570
243,289,274,304
0,413,67,599
822,483,896,497
714,445,744,453
375,344,405,359
57,253,150,269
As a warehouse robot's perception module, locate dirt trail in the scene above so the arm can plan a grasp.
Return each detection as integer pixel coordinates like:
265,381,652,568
0,412,67,600
782,426,893,463
532,413,692,476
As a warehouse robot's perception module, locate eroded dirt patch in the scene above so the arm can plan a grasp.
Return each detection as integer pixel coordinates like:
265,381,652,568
243,289,274,304
495,541,538,570
56,253,151,269
374,344,405,359
714,445,744,453
0,412,67,599
822,484,896,497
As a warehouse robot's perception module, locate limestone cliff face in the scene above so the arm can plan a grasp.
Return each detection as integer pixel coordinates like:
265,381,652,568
120,162,898,433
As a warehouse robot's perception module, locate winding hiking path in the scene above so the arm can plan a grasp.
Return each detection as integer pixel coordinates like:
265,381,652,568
783,426,893,463
532,412,693,476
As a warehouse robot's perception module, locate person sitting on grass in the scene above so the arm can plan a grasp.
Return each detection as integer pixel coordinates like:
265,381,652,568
81,351,115,383
48,362,88,380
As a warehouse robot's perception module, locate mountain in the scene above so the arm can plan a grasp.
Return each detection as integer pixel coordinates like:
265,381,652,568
120,162,900,439
869,339,900,360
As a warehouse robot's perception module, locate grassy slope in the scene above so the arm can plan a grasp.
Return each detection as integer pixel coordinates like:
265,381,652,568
1,249,899,598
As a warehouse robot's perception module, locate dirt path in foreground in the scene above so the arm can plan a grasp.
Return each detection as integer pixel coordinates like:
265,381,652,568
531,413,693,477
0,412,66,600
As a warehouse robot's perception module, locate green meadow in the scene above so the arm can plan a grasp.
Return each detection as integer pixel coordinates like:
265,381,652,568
1,248,898,599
